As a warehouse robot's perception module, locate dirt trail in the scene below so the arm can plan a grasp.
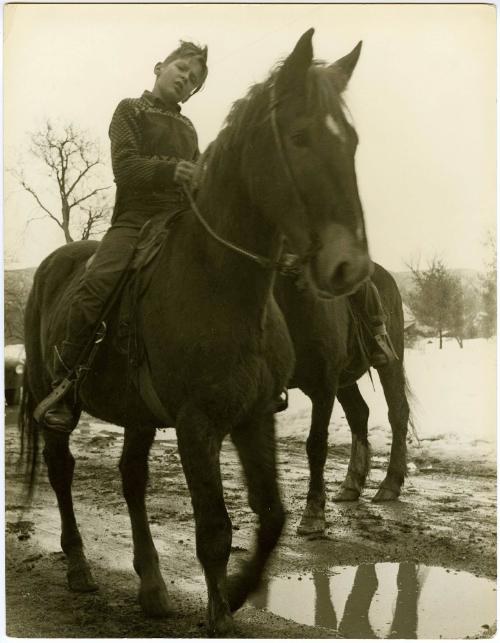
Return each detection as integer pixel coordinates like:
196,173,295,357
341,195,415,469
5,408,496,638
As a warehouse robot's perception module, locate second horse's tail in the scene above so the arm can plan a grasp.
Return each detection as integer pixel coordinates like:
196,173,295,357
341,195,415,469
402,365,419,446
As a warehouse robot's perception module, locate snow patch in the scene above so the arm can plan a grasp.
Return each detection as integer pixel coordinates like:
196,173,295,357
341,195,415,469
277,337,496,467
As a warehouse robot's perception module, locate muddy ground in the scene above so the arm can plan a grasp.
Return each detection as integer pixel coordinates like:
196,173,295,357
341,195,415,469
5,406,497,638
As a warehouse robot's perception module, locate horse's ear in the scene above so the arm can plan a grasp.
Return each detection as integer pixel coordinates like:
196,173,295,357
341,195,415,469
275,28,314,97
328,41,362,93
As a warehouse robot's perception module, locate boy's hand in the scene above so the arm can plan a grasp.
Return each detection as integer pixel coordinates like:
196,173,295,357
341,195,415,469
174,161,197,188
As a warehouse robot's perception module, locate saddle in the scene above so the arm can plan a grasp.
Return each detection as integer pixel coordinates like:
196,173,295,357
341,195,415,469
85,212,176,274
114,215,174,352
90,211,181,426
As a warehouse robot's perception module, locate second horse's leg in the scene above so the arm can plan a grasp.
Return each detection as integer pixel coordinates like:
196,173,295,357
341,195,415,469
120,425,171,616
373,362,410,502
334,384,371,501
298,390,335,534
42,428,98,592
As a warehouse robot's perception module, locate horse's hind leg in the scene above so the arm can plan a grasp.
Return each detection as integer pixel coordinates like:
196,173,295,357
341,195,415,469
333,384,371,502
42,428,98,592
119,426,171,616
176,407,233,636
228,413,285,612
373,362,410,502
297,390,335,535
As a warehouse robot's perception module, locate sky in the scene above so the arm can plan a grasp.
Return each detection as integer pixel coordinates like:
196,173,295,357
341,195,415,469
3,3,497,272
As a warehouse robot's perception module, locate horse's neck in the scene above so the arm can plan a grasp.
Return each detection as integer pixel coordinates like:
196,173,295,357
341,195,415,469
186,177,281,311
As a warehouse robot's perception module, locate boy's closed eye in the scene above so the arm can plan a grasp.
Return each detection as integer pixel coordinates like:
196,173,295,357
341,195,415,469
177,62,199,86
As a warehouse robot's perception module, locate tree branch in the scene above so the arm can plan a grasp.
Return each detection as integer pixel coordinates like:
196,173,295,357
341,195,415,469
66,159,100,197
18,179,63,229
70,185,111,208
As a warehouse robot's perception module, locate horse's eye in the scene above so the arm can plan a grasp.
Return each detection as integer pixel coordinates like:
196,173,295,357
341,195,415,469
290,129,309,148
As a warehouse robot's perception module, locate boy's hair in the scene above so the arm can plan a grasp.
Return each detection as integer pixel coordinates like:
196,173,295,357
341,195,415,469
163,40,208,97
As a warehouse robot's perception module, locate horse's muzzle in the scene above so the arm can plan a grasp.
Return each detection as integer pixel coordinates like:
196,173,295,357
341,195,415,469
309,223,372,297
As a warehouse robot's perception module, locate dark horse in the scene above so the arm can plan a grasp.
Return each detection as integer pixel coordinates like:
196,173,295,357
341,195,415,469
20,30,372,635
276,262,412,535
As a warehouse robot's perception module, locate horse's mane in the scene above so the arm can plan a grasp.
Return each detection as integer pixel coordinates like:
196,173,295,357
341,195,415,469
204,64,280,176
202,59,346,189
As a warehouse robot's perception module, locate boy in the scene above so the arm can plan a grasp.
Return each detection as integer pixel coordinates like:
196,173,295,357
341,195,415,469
44,41,208,430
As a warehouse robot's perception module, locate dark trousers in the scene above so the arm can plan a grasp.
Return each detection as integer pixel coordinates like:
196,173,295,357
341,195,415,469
63,214,148,351
349,280,386,326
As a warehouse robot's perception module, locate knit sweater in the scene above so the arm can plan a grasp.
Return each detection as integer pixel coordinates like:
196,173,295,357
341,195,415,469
109,90,199,222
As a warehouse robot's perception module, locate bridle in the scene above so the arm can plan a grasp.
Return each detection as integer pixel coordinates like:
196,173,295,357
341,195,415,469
183,83,322,277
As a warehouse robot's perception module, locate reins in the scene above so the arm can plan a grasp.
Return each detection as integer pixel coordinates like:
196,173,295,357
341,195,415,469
183,187,280,270
183,83,322,277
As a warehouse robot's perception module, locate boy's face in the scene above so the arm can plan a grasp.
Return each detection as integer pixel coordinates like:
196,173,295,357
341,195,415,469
154,56,204,104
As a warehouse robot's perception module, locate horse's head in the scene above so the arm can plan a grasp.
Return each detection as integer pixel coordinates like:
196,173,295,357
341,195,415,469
242,29,372,297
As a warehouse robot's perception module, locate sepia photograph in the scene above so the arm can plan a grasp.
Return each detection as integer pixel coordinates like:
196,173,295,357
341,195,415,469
3,2,496,638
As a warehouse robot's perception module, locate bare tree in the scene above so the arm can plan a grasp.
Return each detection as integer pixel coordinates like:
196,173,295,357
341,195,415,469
11,121,112,243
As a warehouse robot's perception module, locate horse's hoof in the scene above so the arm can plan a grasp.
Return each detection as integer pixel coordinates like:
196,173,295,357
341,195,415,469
139,584,173,617
227,569,259,613
297,515,326,535
372,486,399,502
208,613,235,638
333,487,360,502
67,563,98,593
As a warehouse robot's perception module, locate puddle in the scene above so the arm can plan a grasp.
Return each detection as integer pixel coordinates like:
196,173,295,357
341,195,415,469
250,563,496,639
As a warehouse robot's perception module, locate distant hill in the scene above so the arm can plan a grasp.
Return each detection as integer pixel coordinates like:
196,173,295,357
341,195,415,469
4,267,36,344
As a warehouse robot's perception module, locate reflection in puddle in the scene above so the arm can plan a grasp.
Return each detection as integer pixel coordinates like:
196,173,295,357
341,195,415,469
250,563,496,639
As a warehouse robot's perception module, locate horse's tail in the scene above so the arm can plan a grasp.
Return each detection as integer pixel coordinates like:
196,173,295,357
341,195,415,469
18,368,40,501
402,363,419,446
18,288,45,502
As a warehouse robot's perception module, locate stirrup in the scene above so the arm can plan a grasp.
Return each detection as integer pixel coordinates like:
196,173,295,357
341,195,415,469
373,332,399,365
33,376,76,427
35,324,108,427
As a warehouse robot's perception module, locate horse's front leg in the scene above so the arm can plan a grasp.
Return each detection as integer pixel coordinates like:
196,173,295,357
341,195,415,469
120,425,171,616
176,406,233,636
42,428,98,592
334,384,371,502
297,390,335,535
228,412,285,612
373,362,410,502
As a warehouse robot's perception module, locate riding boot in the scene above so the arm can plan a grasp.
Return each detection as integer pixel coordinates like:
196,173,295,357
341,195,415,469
43,340,86,432
370,320,398,368
350,280,398,369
